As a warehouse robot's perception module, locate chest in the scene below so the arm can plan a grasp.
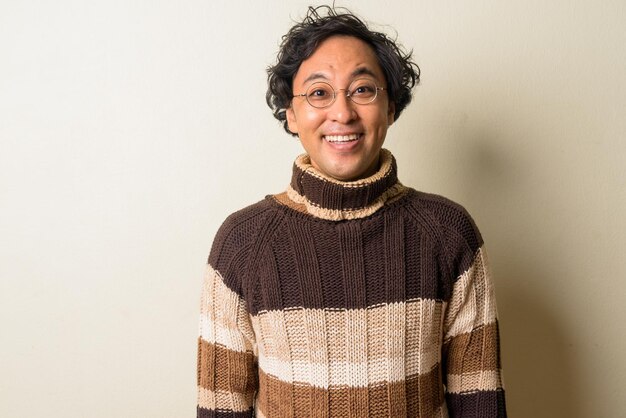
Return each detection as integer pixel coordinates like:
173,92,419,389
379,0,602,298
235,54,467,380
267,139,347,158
244,215,450,316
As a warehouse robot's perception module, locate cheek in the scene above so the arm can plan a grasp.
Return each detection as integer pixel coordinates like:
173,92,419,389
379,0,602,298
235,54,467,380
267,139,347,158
292,109,325,136
367,108,393,132
301,108,324,125
288,106,323,134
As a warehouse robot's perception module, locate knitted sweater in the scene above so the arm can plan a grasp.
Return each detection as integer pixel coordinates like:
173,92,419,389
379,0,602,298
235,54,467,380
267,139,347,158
197,149,506,418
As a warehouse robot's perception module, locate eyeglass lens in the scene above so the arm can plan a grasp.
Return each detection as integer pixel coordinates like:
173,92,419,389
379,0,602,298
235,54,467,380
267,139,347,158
305,79,378,108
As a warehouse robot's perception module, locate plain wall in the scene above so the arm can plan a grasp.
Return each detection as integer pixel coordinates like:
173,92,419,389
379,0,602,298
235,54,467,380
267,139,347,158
1,1,625,417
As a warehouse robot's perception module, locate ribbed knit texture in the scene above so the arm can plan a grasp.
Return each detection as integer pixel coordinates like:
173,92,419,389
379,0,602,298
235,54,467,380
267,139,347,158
197,149,506,417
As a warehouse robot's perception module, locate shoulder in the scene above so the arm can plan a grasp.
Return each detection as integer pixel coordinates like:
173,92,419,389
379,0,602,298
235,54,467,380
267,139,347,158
208,198,279,278
405,189,482,246
402,189,484,275
212,199,277,243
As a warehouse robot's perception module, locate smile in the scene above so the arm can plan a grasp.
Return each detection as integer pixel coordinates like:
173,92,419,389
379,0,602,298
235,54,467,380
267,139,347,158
323,134,361,143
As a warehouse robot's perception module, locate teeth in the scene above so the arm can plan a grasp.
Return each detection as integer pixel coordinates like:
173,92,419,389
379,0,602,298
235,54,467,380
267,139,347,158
324,134,359,142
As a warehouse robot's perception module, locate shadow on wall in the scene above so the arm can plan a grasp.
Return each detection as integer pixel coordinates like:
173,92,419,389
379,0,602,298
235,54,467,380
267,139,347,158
400,119,584,417
449,132,584,417
498,268,582,418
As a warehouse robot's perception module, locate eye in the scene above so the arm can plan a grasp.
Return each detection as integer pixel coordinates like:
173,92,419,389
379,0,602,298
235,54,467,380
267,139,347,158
305,82,334,105
351,82,376,97
309,88,329,98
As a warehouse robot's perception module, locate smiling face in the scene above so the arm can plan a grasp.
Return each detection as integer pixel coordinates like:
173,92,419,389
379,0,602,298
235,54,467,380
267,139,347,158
286,35,395,181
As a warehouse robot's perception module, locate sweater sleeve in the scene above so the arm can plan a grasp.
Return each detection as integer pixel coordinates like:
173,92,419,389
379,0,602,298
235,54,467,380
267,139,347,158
442,245,507,417
197,263,258,418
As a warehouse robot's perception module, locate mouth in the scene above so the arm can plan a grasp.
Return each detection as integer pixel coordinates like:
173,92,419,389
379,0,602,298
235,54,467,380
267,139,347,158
323,133,362,143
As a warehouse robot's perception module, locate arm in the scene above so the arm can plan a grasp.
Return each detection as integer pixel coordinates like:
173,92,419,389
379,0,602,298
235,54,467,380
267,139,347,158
197,264,257,418
443,246,507,418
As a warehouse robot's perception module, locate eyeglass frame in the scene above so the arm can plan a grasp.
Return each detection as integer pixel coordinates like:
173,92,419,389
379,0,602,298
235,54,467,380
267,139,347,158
292,78,386,109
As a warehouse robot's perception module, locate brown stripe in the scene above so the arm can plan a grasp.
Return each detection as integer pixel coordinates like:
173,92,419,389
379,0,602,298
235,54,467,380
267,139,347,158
384,210,407,301
197,338,257,393
256,364,444,417
207,199,275,280
446,388,506,417
339,222,367,307
290,149,398,211
444,321,501,375
291,221,326,309
248,210,442,315
405,190,484,285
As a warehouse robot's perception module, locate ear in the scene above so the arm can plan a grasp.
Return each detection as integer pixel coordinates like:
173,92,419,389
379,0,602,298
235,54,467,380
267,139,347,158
286,106,299,134
387,101,396,126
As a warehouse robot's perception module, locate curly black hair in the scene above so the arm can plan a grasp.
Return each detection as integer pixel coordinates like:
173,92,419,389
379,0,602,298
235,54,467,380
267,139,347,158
266,5,420,135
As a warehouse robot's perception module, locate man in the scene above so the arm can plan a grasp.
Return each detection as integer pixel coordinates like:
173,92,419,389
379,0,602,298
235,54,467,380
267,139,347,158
197,6,506,418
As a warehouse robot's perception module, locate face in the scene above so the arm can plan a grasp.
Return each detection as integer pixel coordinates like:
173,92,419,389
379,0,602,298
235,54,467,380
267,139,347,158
286,35,395,181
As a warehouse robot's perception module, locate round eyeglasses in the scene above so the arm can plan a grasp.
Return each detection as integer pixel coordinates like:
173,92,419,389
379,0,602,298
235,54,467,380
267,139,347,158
293,78,386,108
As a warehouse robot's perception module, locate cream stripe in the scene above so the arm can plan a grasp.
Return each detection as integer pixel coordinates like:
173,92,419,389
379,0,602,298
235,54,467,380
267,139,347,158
446,369,504,394
258,357,435,388
197,387,253,412
198,320,250,353
386,302,407,385
251,300,443,388
444,247,498,339
199,264,255,353
304,304,331,388
345,308,368,384
253,300,442,365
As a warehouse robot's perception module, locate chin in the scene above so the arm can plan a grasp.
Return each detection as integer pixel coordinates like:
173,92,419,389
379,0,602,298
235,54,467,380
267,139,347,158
329,168,366,182
314,152,377,181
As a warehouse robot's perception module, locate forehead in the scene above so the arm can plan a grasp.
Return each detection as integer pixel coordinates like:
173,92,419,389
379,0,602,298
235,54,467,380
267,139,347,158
292,35,386,87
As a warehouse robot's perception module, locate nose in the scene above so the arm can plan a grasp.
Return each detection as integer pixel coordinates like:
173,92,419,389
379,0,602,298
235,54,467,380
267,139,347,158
327,90,357,124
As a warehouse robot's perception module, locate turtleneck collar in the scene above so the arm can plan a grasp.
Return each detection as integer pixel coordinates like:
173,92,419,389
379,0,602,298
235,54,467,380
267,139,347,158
275,149,407,221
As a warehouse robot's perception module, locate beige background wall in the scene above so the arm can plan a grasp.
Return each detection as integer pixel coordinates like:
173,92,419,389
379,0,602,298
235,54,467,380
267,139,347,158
1,1,624,417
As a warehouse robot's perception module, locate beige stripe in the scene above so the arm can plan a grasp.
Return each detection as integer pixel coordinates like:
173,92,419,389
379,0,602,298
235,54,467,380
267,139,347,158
444,247,498,339
272,191,309,214
256,365,445,417
199,264,255,353
197,338,257,392
294,148,394,188
285,182,408,221
444,321,501,375
345,308,368,384
197,387,254,413
251,300,444,387
446,369,504,394
303,305,331,399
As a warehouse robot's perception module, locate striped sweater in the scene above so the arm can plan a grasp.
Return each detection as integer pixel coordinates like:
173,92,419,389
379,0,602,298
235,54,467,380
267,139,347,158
197,149,506,417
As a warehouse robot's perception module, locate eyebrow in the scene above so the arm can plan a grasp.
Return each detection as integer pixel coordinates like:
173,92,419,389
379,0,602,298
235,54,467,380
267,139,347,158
351,66,378,79
301,72,329,85
300,66,380,86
